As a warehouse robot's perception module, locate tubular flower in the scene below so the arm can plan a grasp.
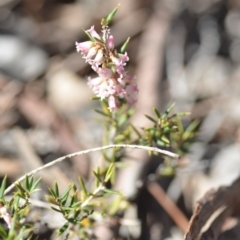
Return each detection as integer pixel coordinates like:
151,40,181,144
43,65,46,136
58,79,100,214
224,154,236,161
108,95,119,111
0,204,11,228
88,26,101,40
75,41,92,54
76,25,138,111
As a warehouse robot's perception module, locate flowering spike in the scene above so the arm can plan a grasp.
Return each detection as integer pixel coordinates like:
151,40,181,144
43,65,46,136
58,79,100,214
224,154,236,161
75,12,138,111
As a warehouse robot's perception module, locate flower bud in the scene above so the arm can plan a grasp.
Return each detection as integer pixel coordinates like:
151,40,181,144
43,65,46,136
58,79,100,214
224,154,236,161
107,35,115,50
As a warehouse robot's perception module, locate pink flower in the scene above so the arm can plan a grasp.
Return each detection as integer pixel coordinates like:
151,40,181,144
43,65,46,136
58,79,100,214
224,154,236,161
76,41,92,54
109,52,130,75
119,75,138,105
94,49,104,64
76,41,104,65
88,76,103,92
102,28,110,42
125,84,138,105
0,205,11,228
108,95,119,111
110,54,122,66
118,53,129,64
88,26,101,40
75,24,138,111
107,35,114,50
97,67,113,78
88,67,113,98
88,76,115,99
85,47,98,60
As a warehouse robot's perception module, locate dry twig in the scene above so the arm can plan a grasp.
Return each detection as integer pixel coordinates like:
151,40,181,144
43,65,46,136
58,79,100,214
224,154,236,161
4,144,179,195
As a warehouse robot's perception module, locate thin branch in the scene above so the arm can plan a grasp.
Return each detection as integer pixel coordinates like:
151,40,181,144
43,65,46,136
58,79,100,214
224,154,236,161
4,144,179,195
81,184,105,208
147,181,188,233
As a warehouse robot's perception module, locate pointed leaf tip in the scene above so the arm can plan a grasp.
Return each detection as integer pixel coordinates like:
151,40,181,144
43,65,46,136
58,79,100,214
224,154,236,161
105,5,120,25
120,37,130,53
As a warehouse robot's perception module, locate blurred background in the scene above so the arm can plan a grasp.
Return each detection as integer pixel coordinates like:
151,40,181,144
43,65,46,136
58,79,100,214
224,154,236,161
1,0,240,239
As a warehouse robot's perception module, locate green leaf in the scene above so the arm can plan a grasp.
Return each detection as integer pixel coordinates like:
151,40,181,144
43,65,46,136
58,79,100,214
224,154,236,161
153,130,160,138
29,176,34,189
13,196,20,211
15,226,35,240
84,30,95,42
51,206,62,213
176,118,184,133
120,37,130,53
144,114,157,123
93,171,102,186
111,164,116,184
108,196,122,215
69,191,78,207
159,166,175,176
24,175,30,191
175,112,191,117
163,126,170,133
103,189,121,195
105,5,119,25
162,103,175,119
156,140,166,147
111,65,116,74
91,96,101,101
48,187,57,198
0,175,7,199
182,120,199,141
153,108,161,118
93,37,104,44
130,124,142,138
73,209,81,219
104,163,115,183
15,182,26,196
57,222,69,236
61,184,73,205
115,161,131,168
118,114,128,126
114,134,127,143
54,182,59,198
71,201,82,208
185,119,200,132
161,135,170,144
101,18,107,26
0,224,7,238
30,177,41,192
79,177,88,200
45,195,58,205
94,109,109,117
100,100,111,115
